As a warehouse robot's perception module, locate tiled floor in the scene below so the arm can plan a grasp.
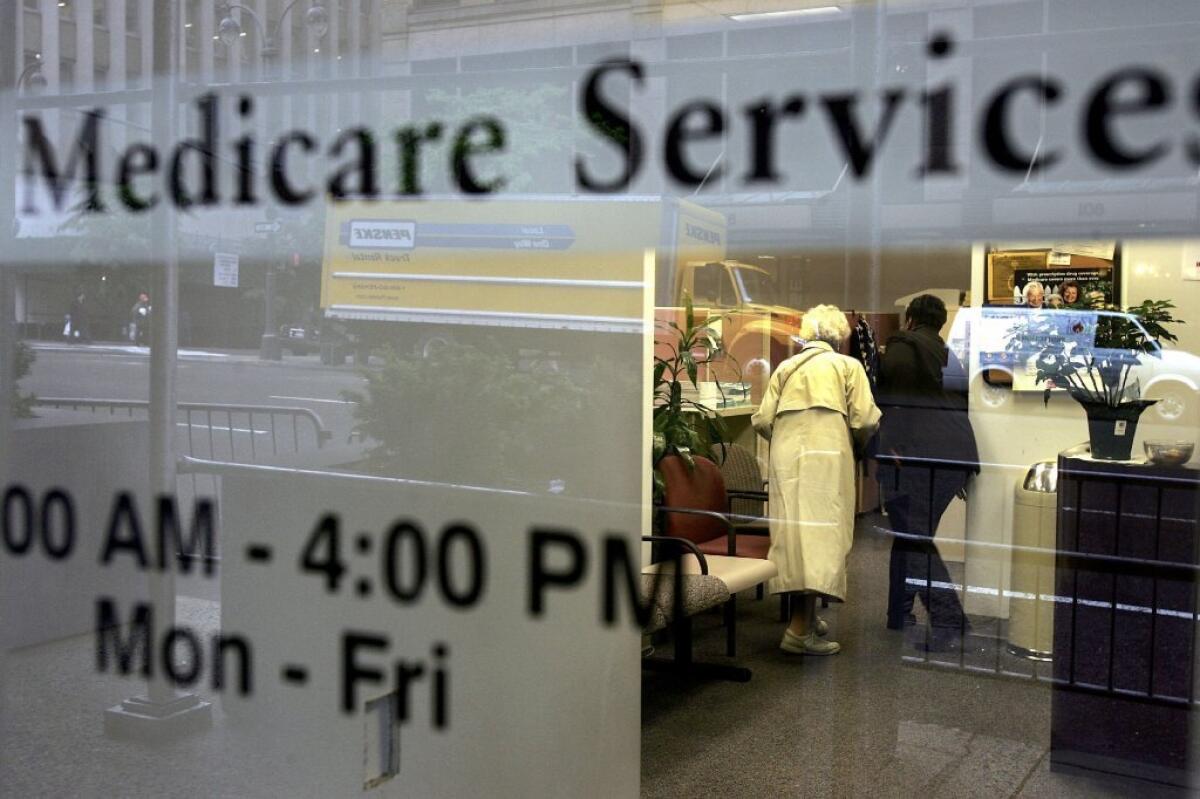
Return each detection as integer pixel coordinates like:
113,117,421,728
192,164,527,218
1,515,1194,797
640,516,1197,798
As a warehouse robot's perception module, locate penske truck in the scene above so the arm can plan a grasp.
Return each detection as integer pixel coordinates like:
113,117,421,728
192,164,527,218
319,196,801,366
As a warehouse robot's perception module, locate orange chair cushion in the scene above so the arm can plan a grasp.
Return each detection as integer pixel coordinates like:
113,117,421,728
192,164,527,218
658,455,727,545
697,534,771,560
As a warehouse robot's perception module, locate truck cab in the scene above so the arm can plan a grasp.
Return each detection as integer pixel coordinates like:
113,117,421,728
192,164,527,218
674,259,803,375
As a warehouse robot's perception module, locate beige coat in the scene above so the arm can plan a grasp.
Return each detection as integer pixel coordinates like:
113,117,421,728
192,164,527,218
752,342,881,599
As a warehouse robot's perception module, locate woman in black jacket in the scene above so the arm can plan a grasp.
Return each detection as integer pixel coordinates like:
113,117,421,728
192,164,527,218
875,294,979,649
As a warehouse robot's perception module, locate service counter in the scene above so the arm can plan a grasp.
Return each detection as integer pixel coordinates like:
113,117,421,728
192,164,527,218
1051,452,1200,787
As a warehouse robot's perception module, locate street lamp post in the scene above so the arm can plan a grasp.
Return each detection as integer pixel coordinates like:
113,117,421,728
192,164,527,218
219,0,330,71
16,62,48,95
217,1,329,360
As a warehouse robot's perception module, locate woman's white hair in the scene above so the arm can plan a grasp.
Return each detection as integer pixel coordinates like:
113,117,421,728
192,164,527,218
1022,281,1045,302
799,304,850,346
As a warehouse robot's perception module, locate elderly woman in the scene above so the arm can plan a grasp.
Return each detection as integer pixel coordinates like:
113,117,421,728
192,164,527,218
752,305,881,655
1022,281,1046,309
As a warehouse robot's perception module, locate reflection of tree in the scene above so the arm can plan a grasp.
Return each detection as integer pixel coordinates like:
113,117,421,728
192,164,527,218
424,84,574,193
345,339,636,493
12,341,35,418
63,203,154,340
243,205,327,330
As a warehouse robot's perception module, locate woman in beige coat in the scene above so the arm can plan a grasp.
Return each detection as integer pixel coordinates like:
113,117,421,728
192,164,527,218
752,305,881,656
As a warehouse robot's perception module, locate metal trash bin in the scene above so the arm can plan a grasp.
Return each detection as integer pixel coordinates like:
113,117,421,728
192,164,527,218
1008,461,1058,661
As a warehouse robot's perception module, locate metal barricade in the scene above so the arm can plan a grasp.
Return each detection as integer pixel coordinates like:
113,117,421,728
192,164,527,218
32,397,331,461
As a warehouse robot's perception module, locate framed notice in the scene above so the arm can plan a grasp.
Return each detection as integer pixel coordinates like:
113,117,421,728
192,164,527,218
986,249,1048,304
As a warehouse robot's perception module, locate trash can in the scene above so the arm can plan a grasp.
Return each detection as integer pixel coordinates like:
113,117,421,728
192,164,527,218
1007,461,1058,661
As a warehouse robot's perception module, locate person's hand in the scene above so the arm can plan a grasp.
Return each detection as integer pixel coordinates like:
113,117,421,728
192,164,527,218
956,486,968,501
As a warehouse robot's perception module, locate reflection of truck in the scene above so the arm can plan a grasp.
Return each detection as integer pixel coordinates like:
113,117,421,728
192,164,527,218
320,197,802,366
672,259,802,371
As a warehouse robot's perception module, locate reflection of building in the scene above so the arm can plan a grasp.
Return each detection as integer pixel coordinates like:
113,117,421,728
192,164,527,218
14,1,382,345
375,1,1200,310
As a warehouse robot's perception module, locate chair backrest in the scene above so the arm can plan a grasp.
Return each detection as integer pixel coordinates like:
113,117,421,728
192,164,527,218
658,454,727,545
718,443,765,518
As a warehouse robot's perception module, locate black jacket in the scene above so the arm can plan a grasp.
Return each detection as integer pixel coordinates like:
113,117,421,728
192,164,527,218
876,326,979,474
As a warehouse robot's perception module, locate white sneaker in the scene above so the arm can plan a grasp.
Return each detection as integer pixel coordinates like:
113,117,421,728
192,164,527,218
780,629,841,656
815,616,829,637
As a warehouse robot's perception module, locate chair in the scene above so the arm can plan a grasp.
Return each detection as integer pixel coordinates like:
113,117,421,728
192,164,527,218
718,443,767,518
651,455,777,657
659,453,771,561
639,536,750,682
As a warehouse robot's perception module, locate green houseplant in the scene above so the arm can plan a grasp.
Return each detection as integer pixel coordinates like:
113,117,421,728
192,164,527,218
652,296,736,500
1006,298,1182,460
10,340,35,418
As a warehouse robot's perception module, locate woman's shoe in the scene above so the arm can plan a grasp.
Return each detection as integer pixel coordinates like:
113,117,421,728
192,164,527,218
815,616,829,637
780,629,841,656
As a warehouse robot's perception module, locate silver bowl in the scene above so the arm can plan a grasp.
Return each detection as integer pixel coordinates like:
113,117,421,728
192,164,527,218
1144,440,1195,466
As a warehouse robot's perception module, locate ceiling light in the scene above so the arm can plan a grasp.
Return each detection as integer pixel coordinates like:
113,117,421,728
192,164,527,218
730,5,841,22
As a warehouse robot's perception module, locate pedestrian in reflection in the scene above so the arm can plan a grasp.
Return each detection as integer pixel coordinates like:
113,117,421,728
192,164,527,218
876,294,979,650
753,305,881,656
130,292,151,345
68,289,91,343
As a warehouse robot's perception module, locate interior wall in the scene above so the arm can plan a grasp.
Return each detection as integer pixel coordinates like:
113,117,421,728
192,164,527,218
963,239,1200,619
729,244,972,313
1122,239,1200,354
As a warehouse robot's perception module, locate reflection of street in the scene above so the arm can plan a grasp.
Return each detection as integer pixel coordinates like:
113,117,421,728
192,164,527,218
23,344,369,603
25,343,365,447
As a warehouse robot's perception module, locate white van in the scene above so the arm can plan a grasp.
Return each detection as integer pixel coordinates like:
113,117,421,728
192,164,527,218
947,306,1199,423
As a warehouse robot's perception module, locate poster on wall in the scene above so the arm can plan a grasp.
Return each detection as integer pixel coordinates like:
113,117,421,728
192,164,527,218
986,246,1116,307
1012,267,1108,308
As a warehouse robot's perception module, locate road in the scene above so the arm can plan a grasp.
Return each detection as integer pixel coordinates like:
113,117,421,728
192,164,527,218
21,342,373,602
24,341,367,446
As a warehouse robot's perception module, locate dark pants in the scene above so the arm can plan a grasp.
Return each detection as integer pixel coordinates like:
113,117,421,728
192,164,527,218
879,464,968,630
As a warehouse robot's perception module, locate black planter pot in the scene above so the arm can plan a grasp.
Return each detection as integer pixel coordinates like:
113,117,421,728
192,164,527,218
1080,399,1157,460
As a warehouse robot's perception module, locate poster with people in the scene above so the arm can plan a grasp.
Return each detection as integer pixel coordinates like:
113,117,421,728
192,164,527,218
1011,267,1109,308
985,245,1116,308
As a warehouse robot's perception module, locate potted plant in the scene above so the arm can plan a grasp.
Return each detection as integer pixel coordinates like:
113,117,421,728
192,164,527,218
1006,299,1182,460
652,296,736,501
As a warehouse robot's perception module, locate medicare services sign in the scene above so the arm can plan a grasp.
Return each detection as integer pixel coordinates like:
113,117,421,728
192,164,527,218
7,2,1200,798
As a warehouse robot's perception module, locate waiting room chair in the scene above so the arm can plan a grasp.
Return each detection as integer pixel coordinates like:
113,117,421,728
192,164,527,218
651,455,776,656
660,452,771,561
717,442,768,519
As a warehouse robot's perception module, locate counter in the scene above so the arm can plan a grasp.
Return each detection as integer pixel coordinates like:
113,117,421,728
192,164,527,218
1051,452,1200,786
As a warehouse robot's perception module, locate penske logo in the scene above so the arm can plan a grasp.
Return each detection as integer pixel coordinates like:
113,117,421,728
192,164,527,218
685,223,721,246
348,220,416,249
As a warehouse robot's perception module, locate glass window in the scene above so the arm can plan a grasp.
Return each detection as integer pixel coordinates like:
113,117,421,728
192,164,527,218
7,5,1200,798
